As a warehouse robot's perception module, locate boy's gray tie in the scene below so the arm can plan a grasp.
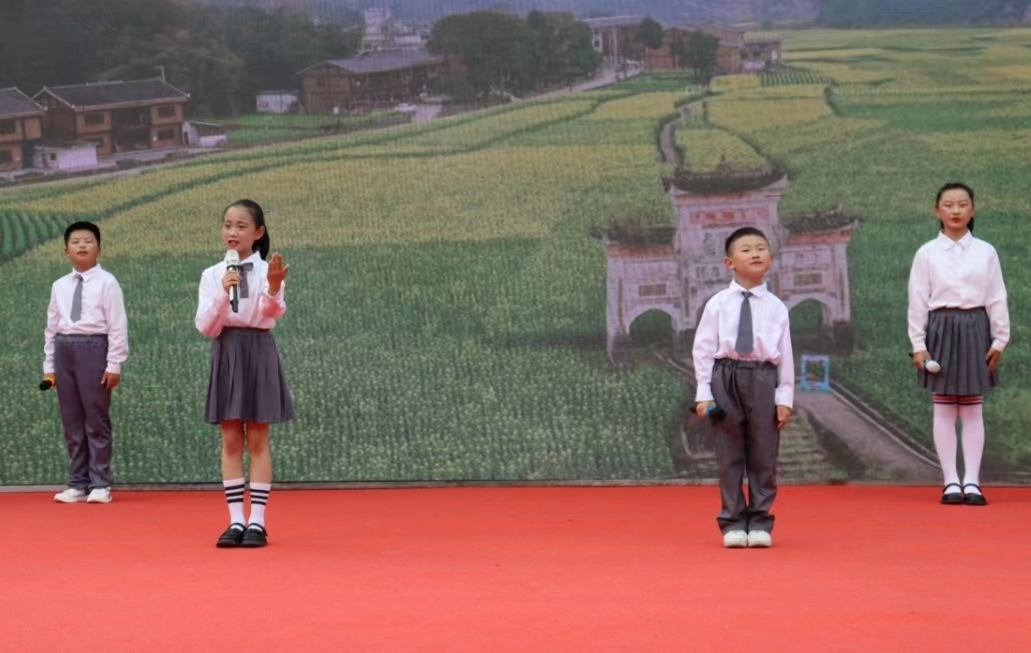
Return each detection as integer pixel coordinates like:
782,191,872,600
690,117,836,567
71,274,83,322
736,291,753,355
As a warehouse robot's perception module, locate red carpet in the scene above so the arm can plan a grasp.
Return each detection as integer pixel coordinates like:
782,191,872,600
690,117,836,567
1,486,1028,652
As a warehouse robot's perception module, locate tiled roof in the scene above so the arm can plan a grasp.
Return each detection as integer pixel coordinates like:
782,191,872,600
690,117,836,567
0,88,45,118
36,79,188,110
299,50,444,75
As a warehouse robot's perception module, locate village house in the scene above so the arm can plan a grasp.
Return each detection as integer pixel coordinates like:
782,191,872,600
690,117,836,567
0,88,45,171
34,78,189,156
583,15,644,66
32,141,100,172
584,17,782,74
298,50,447,113
646,27,782,74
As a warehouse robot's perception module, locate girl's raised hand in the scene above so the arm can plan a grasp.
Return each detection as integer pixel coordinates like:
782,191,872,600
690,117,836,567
267,252,289,294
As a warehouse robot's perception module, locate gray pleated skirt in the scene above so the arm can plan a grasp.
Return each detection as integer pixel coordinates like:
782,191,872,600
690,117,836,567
205,327,294,425
918,307,998,396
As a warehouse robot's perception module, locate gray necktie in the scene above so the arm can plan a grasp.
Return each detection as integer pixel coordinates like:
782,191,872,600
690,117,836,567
736,291,754,355
238,262,254,299
70,274,83,322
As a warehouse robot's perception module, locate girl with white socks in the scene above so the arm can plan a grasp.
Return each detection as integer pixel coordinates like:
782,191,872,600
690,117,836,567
908,182,1009,506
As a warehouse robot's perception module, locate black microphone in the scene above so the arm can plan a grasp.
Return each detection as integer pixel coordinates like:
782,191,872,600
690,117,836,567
690,403,726,419
40,376,55,391
225,250,240,313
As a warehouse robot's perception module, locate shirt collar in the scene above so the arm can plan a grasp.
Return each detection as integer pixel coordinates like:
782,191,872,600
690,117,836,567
936,230,973,251
242,251,262,265
71,264,102,280
730,279,767,297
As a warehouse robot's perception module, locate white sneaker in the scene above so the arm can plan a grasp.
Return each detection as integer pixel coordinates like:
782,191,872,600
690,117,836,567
747,531,772,548
86,487,112,504
723,530,748,548
54,488,87,503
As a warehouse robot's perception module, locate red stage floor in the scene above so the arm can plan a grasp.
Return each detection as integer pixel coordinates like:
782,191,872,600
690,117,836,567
0,486,1028,652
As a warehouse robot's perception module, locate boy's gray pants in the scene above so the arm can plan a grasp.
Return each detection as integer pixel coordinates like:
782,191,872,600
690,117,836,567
54,334,113,490
710,359,781,534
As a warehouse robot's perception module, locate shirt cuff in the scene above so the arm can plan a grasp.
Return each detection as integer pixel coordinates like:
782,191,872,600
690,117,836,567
775,388,793,409
105,363,122,375
909,339,926,353
695,384,714,403
991,340,1006,352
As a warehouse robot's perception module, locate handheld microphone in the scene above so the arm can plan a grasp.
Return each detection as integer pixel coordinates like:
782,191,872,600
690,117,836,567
691,403,726,420
225,249,240,313
923,360,941,374
39,374,56,391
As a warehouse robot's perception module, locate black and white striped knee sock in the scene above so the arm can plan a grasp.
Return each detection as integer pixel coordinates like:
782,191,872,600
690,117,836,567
248,482,271,528
223,477,246,529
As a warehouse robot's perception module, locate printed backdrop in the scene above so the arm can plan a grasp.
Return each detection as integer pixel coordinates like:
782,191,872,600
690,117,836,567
1,6,1029,484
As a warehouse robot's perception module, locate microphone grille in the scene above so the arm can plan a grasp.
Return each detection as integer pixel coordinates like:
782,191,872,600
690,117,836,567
225,250,240,265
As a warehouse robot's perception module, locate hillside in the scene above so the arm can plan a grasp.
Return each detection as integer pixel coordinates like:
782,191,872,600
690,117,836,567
193,0,822,25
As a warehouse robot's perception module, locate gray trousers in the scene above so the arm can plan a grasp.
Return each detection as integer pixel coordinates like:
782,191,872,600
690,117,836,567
54,334,113,489
710,359,780,534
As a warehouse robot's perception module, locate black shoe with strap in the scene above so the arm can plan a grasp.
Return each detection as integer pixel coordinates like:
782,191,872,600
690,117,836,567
241,524,268,548
217,523,246,548
940,483,964,505
962,483,988,506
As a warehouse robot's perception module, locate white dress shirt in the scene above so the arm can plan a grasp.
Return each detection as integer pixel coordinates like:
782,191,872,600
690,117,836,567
195,251,286,338
907,231,1009,352
43,264,129,375
693,280,795,408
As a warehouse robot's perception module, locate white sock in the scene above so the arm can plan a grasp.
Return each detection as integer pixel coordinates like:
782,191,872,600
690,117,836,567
958,402,985,495
223,477,245,529
248,482,271,528
932,401,960,489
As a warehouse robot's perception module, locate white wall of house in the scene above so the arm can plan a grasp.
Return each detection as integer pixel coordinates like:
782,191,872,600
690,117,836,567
32,143,98,170
256,92,299,114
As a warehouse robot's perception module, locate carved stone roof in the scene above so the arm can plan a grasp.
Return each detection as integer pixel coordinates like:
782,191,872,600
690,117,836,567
783,208,861,234
593,224,676,245
665,165,786,195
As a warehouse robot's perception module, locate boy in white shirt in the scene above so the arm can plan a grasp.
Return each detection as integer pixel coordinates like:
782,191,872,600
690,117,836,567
43,222,129,504
693,227,794,549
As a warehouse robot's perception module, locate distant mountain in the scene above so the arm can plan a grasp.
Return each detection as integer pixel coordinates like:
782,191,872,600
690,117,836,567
191,0,822,25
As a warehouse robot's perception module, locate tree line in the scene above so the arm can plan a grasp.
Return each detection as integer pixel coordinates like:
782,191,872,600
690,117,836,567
819,0,1031,27
0,0,360,116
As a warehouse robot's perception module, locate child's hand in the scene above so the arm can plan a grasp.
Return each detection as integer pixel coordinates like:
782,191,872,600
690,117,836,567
986,348,1002,374
101,371,120,390
776,405,792,430
911,350,930,371
222,270,241,294
696,401,715,418
267,252,289,294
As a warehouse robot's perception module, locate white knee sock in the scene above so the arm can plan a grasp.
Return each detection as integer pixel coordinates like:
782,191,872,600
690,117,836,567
958,403,985,495
223,477,246,528
248,482,271,528
932,402,960,488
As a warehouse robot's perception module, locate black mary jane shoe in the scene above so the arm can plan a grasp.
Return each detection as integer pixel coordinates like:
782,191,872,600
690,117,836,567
962,484,988,506
241,524,268,548
940,483,964,505
216,523,246,548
